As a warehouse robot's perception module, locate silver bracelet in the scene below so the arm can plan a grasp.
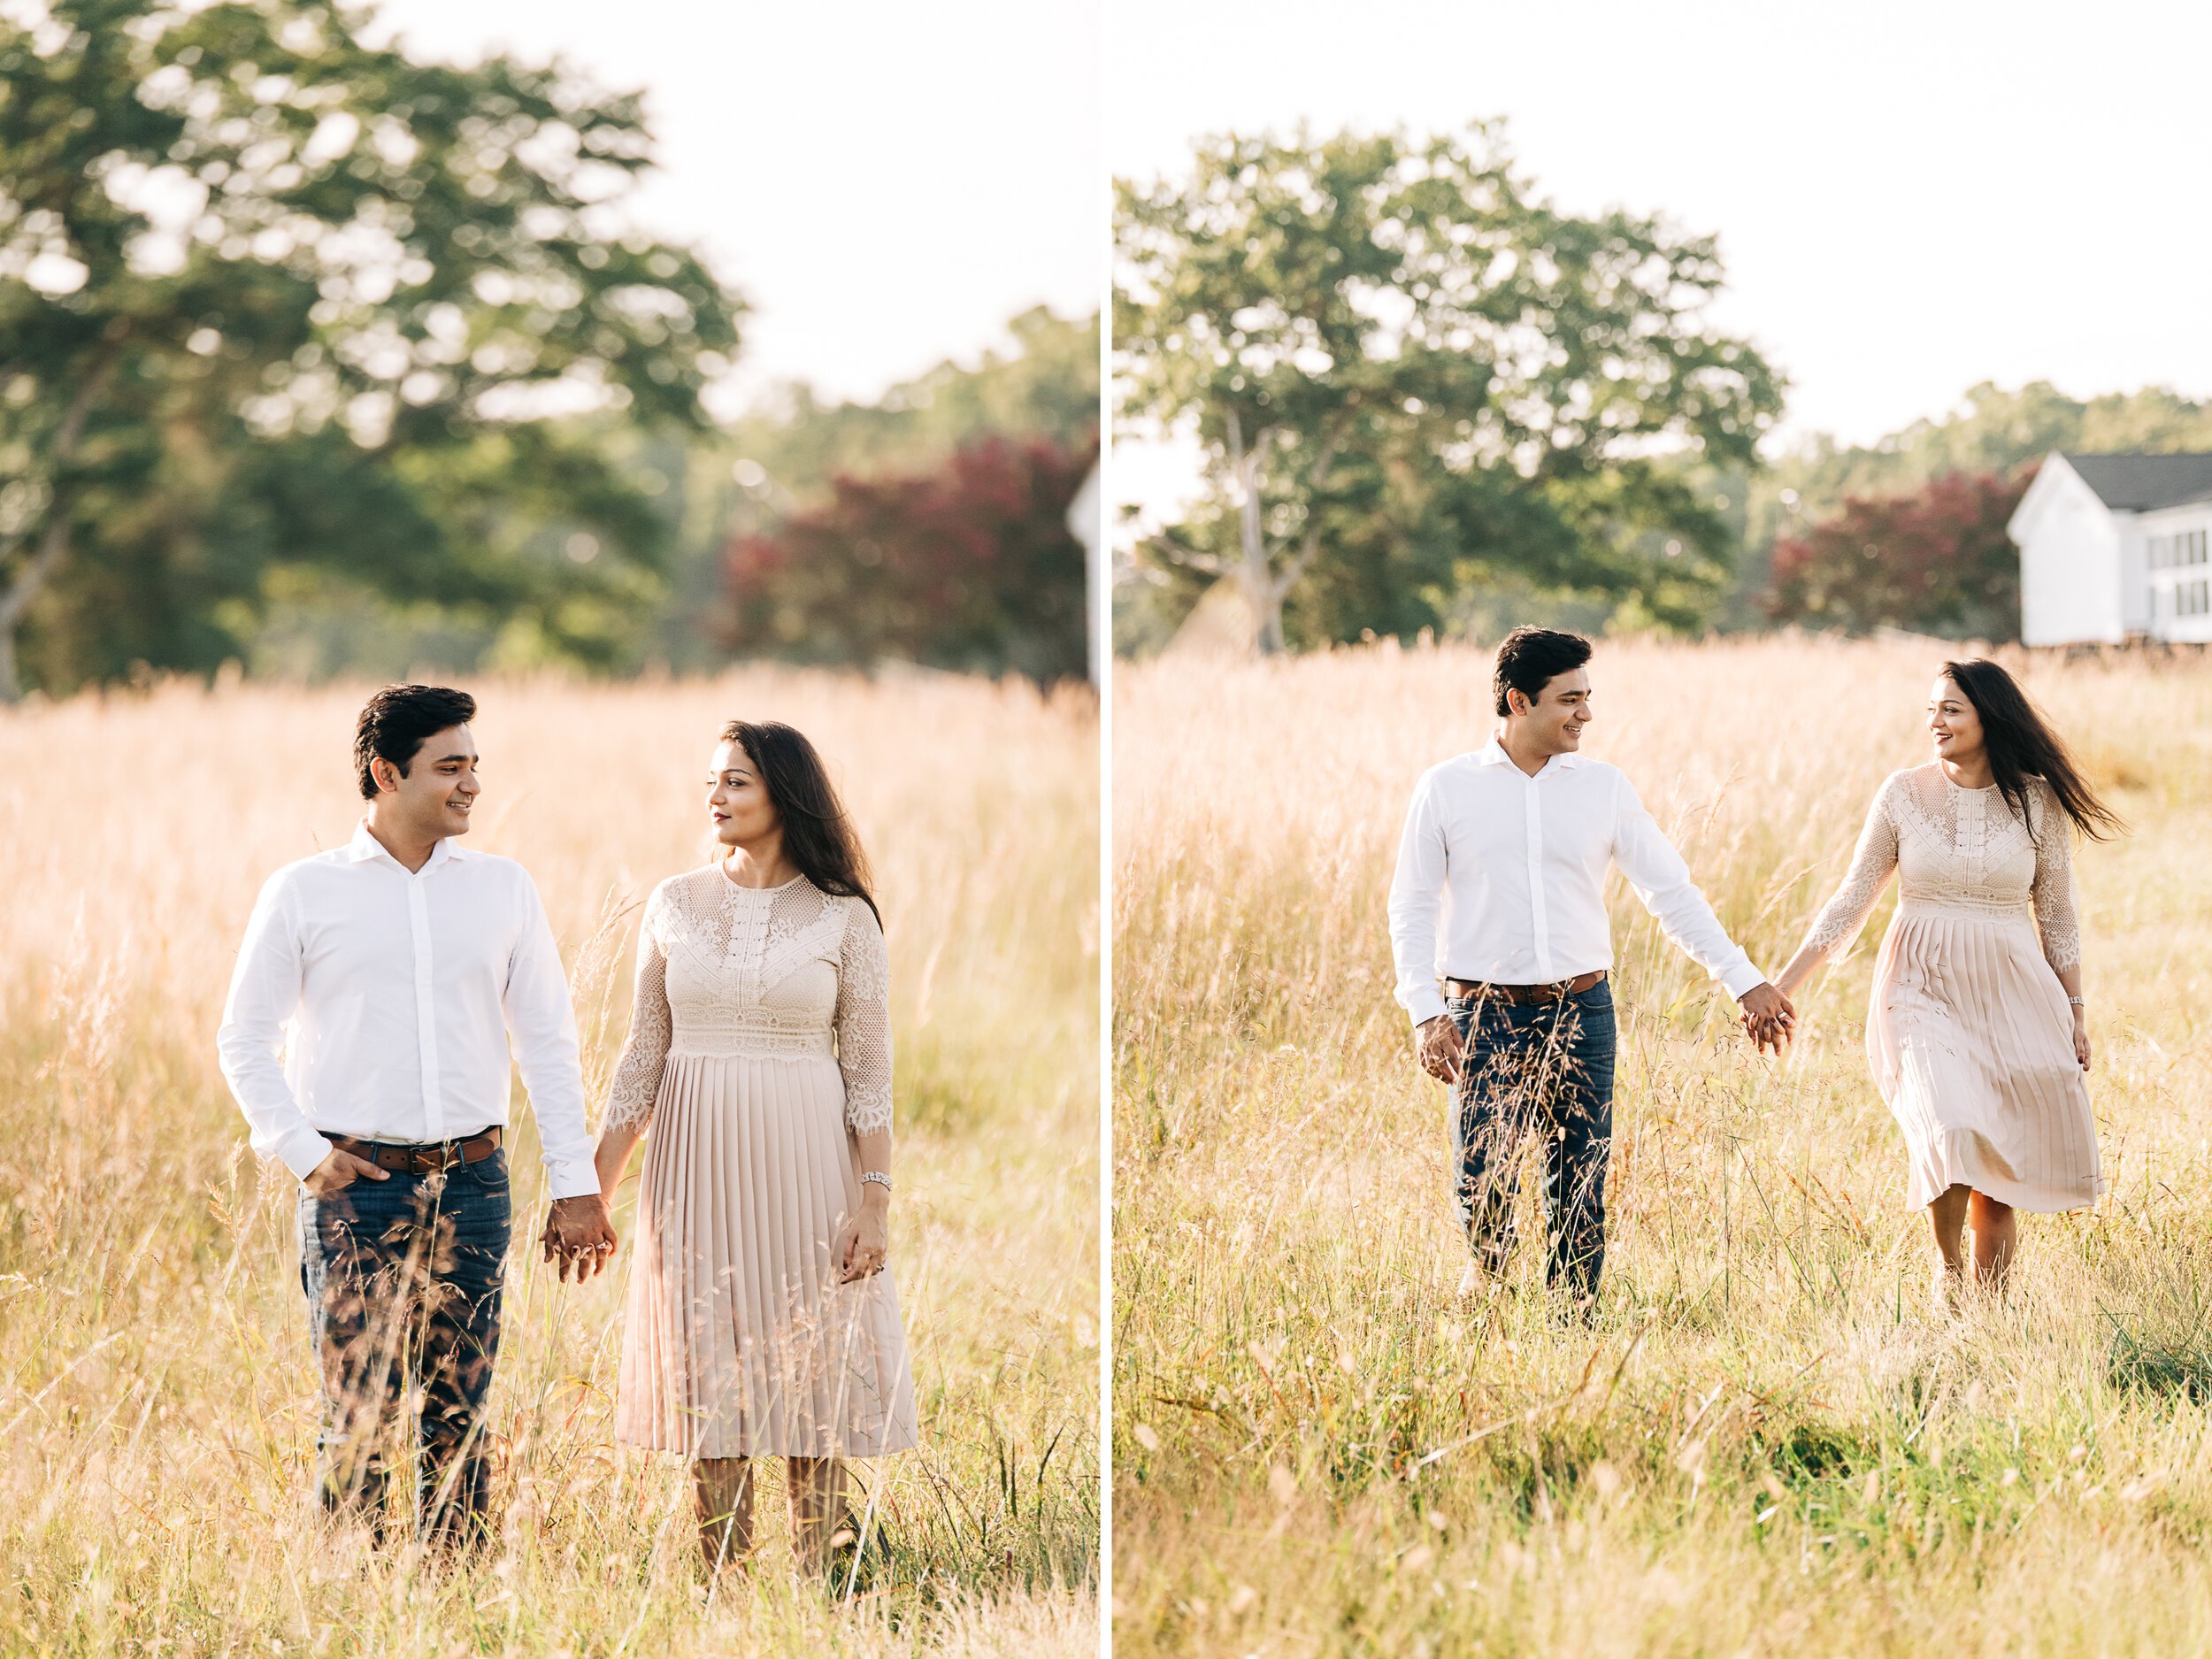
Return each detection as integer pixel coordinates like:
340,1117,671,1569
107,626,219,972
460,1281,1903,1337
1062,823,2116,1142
2067,995,2085,1008
860,1170,892,1193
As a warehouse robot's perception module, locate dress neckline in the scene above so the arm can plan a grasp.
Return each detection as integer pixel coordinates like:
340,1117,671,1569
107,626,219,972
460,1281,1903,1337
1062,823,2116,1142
1937,766,1997,795
715,862,809,897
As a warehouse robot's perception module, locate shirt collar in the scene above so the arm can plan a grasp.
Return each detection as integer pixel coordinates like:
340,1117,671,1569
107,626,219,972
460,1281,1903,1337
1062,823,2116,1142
346,818,466,873
1476,736,1584,775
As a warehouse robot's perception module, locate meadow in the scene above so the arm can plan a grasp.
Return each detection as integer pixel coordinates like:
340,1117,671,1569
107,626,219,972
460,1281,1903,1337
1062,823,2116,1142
1113,636,2212,1655
0,669,1099,1657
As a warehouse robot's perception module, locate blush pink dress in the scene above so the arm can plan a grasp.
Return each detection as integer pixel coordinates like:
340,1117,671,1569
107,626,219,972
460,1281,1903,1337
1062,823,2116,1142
603,868,918,1459
1799,764,2102,1213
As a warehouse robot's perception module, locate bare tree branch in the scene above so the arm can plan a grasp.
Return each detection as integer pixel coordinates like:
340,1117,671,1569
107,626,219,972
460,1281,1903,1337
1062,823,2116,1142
1146,534,1231,578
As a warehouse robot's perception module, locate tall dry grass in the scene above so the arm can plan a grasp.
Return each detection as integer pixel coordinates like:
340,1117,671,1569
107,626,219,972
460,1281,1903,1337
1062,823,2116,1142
1114,636,2212,1655
0,668,1098,1656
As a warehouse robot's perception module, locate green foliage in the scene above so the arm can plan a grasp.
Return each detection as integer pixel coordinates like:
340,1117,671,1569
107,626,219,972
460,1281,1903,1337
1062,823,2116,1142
0,0,742,698
1116,121,1784,652
641,308,1099,676
1717,383,2212,629
723,306,1099,499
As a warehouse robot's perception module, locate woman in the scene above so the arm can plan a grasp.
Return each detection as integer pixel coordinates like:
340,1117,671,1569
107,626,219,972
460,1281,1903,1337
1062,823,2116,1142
1770,660,2121,1300
588,719,918,1572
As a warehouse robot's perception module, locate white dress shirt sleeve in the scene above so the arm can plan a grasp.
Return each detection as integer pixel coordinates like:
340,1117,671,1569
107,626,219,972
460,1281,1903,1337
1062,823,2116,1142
215,870,337,1181
1386,769,1452,1028
1609,771,1767,1000
502,867,602,1200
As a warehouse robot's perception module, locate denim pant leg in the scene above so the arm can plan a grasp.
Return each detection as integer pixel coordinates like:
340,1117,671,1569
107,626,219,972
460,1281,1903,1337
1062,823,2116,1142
1448,995,1547,1272
414,1153,511,1540
299,1153,511,1539
300,1172,416,1525
1537,985,1618,1300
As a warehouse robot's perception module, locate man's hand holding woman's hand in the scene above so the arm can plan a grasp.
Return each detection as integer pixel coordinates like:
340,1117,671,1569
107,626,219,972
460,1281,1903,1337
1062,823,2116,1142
541,1194,619,1283
1739,981,1797,1056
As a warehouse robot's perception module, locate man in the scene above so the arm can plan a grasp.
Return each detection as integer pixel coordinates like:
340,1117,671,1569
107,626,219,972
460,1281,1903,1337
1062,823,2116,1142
1386,627,1793,1310
217,684,617,1545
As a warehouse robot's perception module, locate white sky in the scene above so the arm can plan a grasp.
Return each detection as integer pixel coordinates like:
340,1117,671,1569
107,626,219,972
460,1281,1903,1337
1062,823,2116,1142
366,0,1102,411
1109,0,2212,528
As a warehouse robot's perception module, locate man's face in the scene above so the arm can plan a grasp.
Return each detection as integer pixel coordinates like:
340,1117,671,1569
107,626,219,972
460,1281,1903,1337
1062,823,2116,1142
373,723,480,839
1510,666,1593,754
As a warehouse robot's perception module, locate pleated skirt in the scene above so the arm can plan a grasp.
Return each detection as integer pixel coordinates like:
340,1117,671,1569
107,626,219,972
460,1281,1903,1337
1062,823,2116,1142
1866,905,2103,1213
613,1051,919,1459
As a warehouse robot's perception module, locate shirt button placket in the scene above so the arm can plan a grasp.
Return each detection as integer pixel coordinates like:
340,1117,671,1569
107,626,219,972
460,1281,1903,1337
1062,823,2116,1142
408,871,443,1144
1525,773,1552,981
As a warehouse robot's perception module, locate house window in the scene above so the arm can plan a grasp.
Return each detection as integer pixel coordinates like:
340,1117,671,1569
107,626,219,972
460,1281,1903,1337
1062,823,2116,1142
2178,579,2212,618
2150,531,2207,570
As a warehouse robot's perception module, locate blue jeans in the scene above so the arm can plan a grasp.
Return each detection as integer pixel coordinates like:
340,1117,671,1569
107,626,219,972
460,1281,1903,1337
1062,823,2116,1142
297,1150,511,1541
1446,980,1618,1303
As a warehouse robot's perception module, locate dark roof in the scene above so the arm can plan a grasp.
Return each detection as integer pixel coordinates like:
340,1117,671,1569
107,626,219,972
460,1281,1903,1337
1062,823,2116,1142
2061,452,2212,512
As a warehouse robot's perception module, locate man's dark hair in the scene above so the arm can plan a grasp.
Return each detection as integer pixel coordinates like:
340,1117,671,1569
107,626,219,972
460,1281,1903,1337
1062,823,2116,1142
355,685,477,799
1492,627,1594,716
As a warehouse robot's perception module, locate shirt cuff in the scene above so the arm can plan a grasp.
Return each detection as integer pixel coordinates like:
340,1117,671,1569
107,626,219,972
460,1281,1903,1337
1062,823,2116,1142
278,1125,336,1182
545,1159,603,1201
1403,985,1450,1028
1717,956,1768,1001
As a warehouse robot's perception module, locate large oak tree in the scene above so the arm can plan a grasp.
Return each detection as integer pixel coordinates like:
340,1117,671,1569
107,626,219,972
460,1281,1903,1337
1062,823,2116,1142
1116,122,1784,651
0,0,741,698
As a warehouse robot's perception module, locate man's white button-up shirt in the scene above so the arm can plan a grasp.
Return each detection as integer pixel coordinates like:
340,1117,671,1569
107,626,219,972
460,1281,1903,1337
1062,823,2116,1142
1387,738,1765,1028
216,821,602,1198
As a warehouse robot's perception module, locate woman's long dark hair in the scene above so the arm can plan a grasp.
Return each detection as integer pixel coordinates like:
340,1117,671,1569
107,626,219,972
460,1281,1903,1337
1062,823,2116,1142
720,720,880,924
1939,660,2124,842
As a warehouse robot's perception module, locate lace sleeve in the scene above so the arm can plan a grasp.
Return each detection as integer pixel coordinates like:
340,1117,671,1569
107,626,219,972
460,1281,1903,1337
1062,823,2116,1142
603,892,672,1133
833,900,893,1135
2028,781,2083,973
1800,776,1902,956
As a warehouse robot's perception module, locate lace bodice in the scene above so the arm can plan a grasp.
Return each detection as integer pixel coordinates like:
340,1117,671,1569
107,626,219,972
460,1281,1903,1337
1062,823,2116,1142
1800,764,2081,971
602,868,893,1134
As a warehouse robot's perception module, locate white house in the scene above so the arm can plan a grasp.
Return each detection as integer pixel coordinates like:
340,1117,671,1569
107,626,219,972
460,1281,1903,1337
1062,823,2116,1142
2007,451,2212,645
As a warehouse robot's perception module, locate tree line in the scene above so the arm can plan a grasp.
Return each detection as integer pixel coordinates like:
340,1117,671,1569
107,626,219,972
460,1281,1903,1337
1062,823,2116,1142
0,0,1094,701
1116,123,2212,653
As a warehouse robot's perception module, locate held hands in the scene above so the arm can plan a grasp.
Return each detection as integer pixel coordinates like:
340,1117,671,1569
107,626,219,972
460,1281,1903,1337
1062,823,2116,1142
833,1191,891,1283
1738,981,1797,1056
540,1194,619,1283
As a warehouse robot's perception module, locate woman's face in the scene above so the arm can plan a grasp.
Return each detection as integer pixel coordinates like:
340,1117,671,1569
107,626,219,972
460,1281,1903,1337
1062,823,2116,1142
706,740,780,847
1927,677,1985,765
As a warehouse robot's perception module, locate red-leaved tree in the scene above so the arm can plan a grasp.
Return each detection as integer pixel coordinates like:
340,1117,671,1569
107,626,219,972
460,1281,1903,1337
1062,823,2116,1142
1766,466,2036,640
721,431,1096,683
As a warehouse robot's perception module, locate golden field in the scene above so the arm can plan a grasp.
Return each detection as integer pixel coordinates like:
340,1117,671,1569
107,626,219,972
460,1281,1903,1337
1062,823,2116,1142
1113,637,2212,1655
0,669,1099,1656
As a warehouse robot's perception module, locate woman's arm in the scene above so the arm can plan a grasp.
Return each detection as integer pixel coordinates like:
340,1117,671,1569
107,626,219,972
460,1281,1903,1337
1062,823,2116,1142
832,900,894,1282
560,895,672,1275
2029,782,2091,1071
1772,777,1902,1002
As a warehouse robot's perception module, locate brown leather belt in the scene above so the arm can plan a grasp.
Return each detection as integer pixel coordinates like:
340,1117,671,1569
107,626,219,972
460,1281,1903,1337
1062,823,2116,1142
1445,969,1607,1006
328,1125,501,1173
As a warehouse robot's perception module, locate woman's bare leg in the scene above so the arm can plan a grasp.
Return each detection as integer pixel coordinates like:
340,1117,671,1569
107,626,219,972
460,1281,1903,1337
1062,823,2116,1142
787,1455,850,1573
1969,1191,2018,1289
694,1456,754,1574
1928,1184,1971,1305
